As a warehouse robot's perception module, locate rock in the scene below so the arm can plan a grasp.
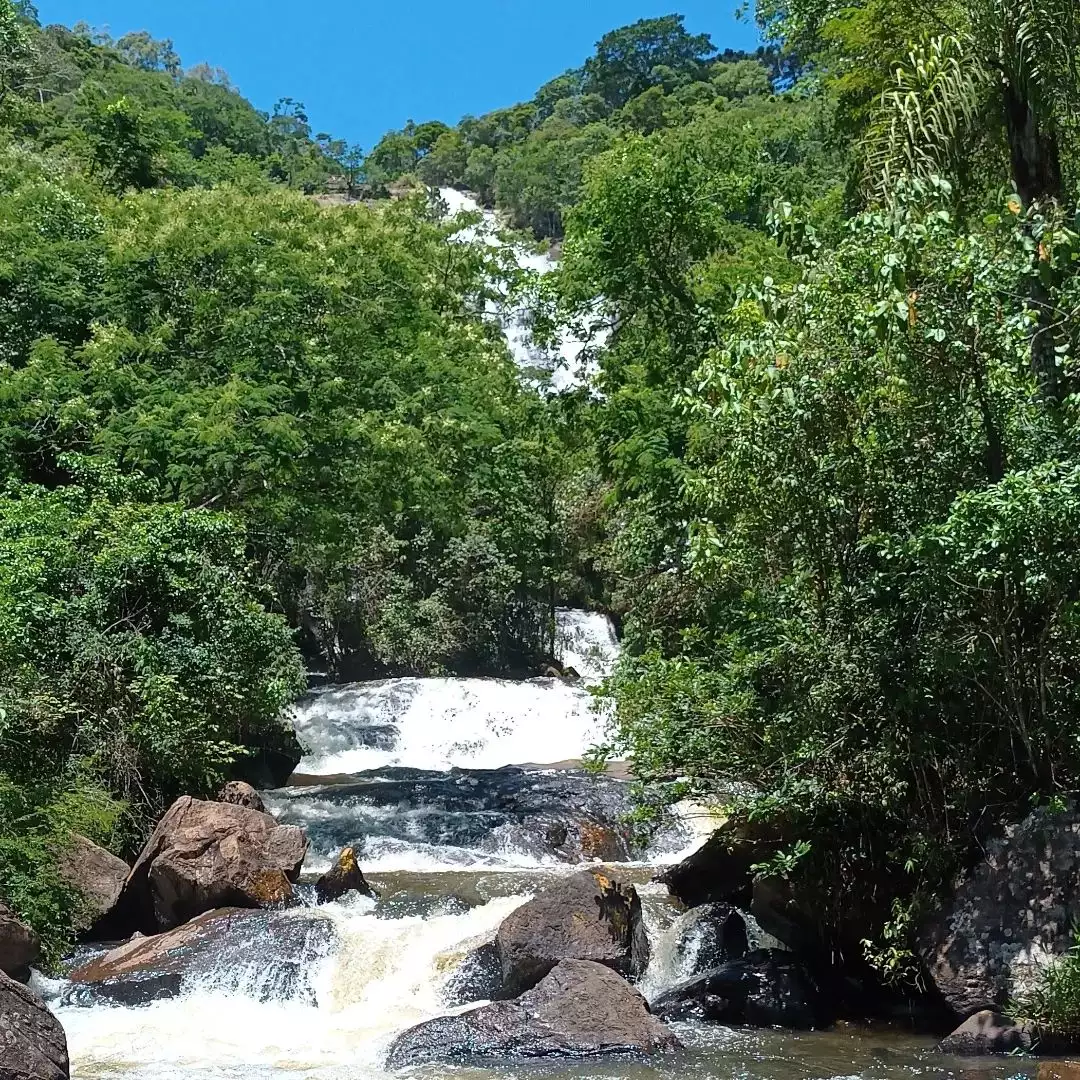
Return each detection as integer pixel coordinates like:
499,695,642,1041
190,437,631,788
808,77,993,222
920,801,1080,1018
0,902,40,980
495,870,650,997
114,796,308,934
650,948,823,1028
387,959,679,1068
230,728,303,789
657,821,777,909
66,907,335,1007
937,1009,1034,1055
0,971,68,1079
444,941,504,1006
217,782,266,813
314,846,374,903
55,835,130,936
668,903,750,979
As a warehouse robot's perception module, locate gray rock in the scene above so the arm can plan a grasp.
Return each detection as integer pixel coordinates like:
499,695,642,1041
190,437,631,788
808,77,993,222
650,948,823,1028
668,903,749,978
387,959,679,1068
495,870,650,997
937,1009,1034,1055
314,846,374,903
0,970,68,1079
0,902,40,980
920,801,1080,1017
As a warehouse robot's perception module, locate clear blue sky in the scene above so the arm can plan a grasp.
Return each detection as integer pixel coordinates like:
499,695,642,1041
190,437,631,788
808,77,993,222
35,2,758,150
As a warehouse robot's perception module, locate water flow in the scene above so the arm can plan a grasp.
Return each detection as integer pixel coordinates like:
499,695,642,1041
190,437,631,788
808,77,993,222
439,188,608,391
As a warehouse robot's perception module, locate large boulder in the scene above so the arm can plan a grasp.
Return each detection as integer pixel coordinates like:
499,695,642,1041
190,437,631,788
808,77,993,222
56,835,130,936
495,870,649,998
667,903,750,980
230,728,304,789
314,846,374,904
444,941,504,1007
0,970,68,1079
937,1010,1034,1055
66,907,335,1007
650,948,824,1028
386,960,679,1068
920,801,1080,1019
113,796,308,934
0,902,40,980
216,781,265,813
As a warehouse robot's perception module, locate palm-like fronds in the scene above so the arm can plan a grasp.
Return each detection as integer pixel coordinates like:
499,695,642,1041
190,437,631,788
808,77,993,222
863,35,988,204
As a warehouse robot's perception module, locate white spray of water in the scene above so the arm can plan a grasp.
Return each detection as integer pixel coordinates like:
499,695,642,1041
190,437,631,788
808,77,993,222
438,187,608,392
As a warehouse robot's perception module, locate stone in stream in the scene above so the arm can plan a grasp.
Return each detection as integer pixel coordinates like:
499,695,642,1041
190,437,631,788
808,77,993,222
387,959,679,1068
494,870,650,998
314,846,375,903
444,941,504,1006
649,948,824,1028
55,834,130,937
66,907,336,1007
936,1009,1034,1055
0,901,40,980
0,970,69,1079
106,796,308,935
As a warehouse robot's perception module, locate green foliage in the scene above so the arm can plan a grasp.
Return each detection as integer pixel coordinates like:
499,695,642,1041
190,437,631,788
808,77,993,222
1013,929,1080,1037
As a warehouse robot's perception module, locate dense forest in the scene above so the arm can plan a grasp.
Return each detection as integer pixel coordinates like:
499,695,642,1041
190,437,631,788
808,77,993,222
2,0,1080,1000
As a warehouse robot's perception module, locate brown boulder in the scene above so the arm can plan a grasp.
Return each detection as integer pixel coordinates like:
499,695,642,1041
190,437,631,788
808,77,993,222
56,835,130,934
314,846,374,903
216,781,266,813
495,870,649,998
386,959,679,1068
67,907,336,1007
937,1009,1034,1055
0,902,40,980
920,801,1080,1018
0,970,68,1079
116,797,308,933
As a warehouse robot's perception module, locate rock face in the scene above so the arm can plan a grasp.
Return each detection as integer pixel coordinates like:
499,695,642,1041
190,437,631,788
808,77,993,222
387,960,679,1068
114,797,308,934
668,903,750,979
445,941,504,1006
920,801,1080,1018
67,907,335,1007
650,949,823,1028
495,870,650,998
0,902,40,980
0,970,69,1079
55,835,130,935
217,781,266,813
314,846,374,903
937,1010,1034,1055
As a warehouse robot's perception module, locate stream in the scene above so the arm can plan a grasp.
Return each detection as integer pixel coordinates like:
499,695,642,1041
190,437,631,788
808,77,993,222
41,610,1032,1079
39,203,1037,1080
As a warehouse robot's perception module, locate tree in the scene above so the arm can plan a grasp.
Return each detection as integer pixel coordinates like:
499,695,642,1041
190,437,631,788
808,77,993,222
115,29,181,77
583,15,716,109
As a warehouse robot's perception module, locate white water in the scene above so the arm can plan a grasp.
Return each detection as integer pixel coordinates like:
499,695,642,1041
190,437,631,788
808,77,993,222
439,187,608,392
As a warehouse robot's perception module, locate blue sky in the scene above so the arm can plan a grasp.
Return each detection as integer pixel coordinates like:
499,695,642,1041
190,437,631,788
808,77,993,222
35,2,759,150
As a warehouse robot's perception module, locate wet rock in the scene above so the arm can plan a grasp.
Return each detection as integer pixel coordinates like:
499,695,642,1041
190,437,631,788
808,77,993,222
667,903,750,979
0,970,68,1079
937,1009,1034,1055
650,948,823,1028
66,907,335,1007
444,941,503,1006
217,781,266,812
55,835,130,937
495,870,650,998
0,901,40,980
315,846,375,903
113,796,308,934
920,800,1080,1018
387,959,679,1068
